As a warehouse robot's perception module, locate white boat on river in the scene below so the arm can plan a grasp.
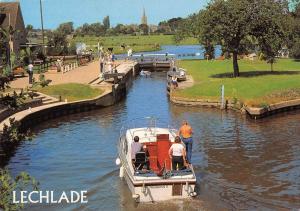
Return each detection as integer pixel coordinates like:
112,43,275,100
116,118,197,202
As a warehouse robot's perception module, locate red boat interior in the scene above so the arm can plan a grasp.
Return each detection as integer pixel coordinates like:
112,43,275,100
144,134,173,173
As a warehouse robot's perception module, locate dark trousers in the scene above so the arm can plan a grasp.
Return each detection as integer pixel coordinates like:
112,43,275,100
100,63,104,73
133,159,150,170
29,72,33,84
172,156,183,170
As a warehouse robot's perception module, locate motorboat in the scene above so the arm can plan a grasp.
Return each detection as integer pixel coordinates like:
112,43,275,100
116,118,197,202
139,70,151,77
167,67,187,82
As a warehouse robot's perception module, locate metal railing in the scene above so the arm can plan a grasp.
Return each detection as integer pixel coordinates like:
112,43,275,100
116,53,176,62
119,117,178,140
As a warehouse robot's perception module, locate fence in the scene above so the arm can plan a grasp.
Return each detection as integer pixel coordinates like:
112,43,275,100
61,62,79,74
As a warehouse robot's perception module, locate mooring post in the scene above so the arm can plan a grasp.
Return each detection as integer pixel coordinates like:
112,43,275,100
221,85,225,109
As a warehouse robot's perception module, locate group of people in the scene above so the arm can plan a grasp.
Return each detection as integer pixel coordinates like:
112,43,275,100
99,51,117,77
131,120,193,171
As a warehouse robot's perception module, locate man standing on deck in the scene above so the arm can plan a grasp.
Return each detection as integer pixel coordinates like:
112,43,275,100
179,120,193,164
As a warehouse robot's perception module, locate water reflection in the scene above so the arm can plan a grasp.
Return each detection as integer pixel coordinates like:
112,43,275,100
6,73,300,210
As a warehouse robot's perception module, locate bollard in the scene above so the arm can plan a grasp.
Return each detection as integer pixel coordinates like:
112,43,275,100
220,85,225,109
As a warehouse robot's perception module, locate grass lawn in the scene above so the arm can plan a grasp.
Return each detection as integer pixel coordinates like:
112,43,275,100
72,34,198,54
37,83,104,102
176,59,300,107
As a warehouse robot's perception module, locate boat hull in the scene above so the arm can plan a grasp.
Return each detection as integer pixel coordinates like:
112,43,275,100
123,168,196,202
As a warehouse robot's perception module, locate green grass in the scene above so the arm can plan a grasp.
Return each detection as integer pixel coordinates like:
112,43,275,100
37,83,104,102
72,34,198,54
176,59,300,107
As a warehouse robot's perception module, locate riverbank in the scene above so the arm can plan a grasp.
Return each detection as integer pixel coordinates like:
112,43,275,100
73,34,198,54
0,60,138,131
171,59,300,117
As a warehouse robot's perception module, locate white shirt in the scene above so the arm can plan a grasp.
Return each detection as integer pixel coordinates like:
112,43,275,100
131,142,142,159
170,143,184,156
28,64,33,72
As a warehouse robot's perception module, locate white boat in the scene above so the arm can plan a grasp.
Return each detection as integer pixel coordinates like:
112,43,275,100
139,70,151,77
116,118,197,203
167,68,187,81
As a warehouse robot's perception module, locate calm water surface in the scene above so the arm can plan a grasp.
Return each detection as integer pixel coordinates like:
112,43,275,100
7,73,300,210
116,45,222,60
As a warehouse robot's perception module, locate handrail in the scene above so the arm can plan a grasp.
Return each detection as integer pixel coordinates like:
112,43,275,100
120,117,179,141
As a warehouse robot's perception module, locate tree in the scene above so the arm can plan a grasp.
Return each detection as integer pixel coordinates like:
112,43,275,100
103,16,110,30
201,0,258,76
25,24,33,36
177,0,289,77
290,2,300,58
250,0,287,71
139,24,149,35
47,30,68,55
0,169,38,211
57,22,74,35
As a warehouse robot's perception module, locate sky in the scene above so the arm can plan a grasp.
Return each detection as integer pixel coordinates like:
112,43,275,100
1,0,209,29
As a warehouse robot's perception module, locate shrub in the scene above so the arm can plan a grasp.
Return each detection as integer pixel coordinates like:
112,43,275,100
0,169,39,211
0,118,33,144
38,74,52,87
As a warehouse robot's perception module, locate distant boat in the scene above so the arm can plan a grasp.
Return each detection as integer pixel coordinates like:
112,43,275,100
167,67,187,82
140,70,151,77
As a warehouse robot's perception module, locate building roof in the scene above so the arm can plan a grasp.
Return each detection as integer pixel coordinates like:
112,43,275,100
0,2,22,28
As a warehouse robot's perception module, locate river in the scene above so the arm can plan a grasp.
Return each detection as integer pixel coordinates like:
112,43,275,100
117,45,222,60
6,72,300,210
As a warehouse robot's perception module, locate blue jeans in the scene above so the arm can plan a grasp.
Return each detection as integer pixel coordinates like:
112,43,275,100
182,137,193,163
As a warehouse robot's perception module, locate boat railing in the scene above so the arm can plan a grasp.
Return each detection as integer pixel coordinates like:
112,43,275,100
119,117,178,140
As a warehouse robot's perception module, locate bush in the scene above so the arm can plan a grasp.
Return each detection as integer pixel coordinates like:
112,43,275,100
38,74,52,87
290,39,300,59
0,169,39,211
0,118,33,143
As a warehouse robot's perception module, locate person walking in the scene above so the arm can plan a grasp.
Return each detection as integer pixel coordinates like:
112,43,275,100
179,120,193,164
28,62,34,85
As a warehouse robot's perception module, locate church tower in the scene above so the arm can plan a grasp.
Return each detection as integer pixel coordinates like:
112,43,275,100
141,7,148,25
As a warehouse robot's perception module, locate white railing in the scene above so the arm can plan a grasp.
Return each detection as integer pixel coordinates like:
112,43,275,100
62,62,79,74
119,117,178,140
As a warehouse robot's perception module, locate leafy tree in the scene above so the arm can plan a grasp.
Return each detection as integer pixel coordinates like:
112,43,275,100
103,16,110,30
250,0,287,71
57,22,74,35
25,24,33,33
0,169,39,211
290,40,300,58
139,24,149,35
290,2,300,58
47,30,68,55
90,22,106,36
178,0,289,77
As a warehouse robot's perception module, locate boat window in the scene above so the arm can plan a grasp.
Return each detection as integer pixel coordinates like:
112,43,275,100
124,138,128,155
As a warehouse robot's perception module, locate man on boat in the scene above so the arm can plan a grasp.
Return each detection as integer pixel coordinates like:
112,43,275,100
169,136,187,170
179,120,193,164
131,136,142,161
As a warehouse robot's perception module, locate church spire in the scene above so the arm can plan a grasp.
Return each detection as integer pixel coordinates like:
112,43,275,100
141,7,147,25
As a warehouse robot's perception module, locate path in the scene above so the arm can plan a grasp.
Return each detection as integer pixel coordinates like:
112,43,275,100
178,75,194,89
10,61,101,88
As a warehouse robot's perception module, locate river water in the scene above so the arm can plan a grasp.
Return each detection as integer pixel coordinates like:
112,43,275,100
6,73,300,210
117,45,222,60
